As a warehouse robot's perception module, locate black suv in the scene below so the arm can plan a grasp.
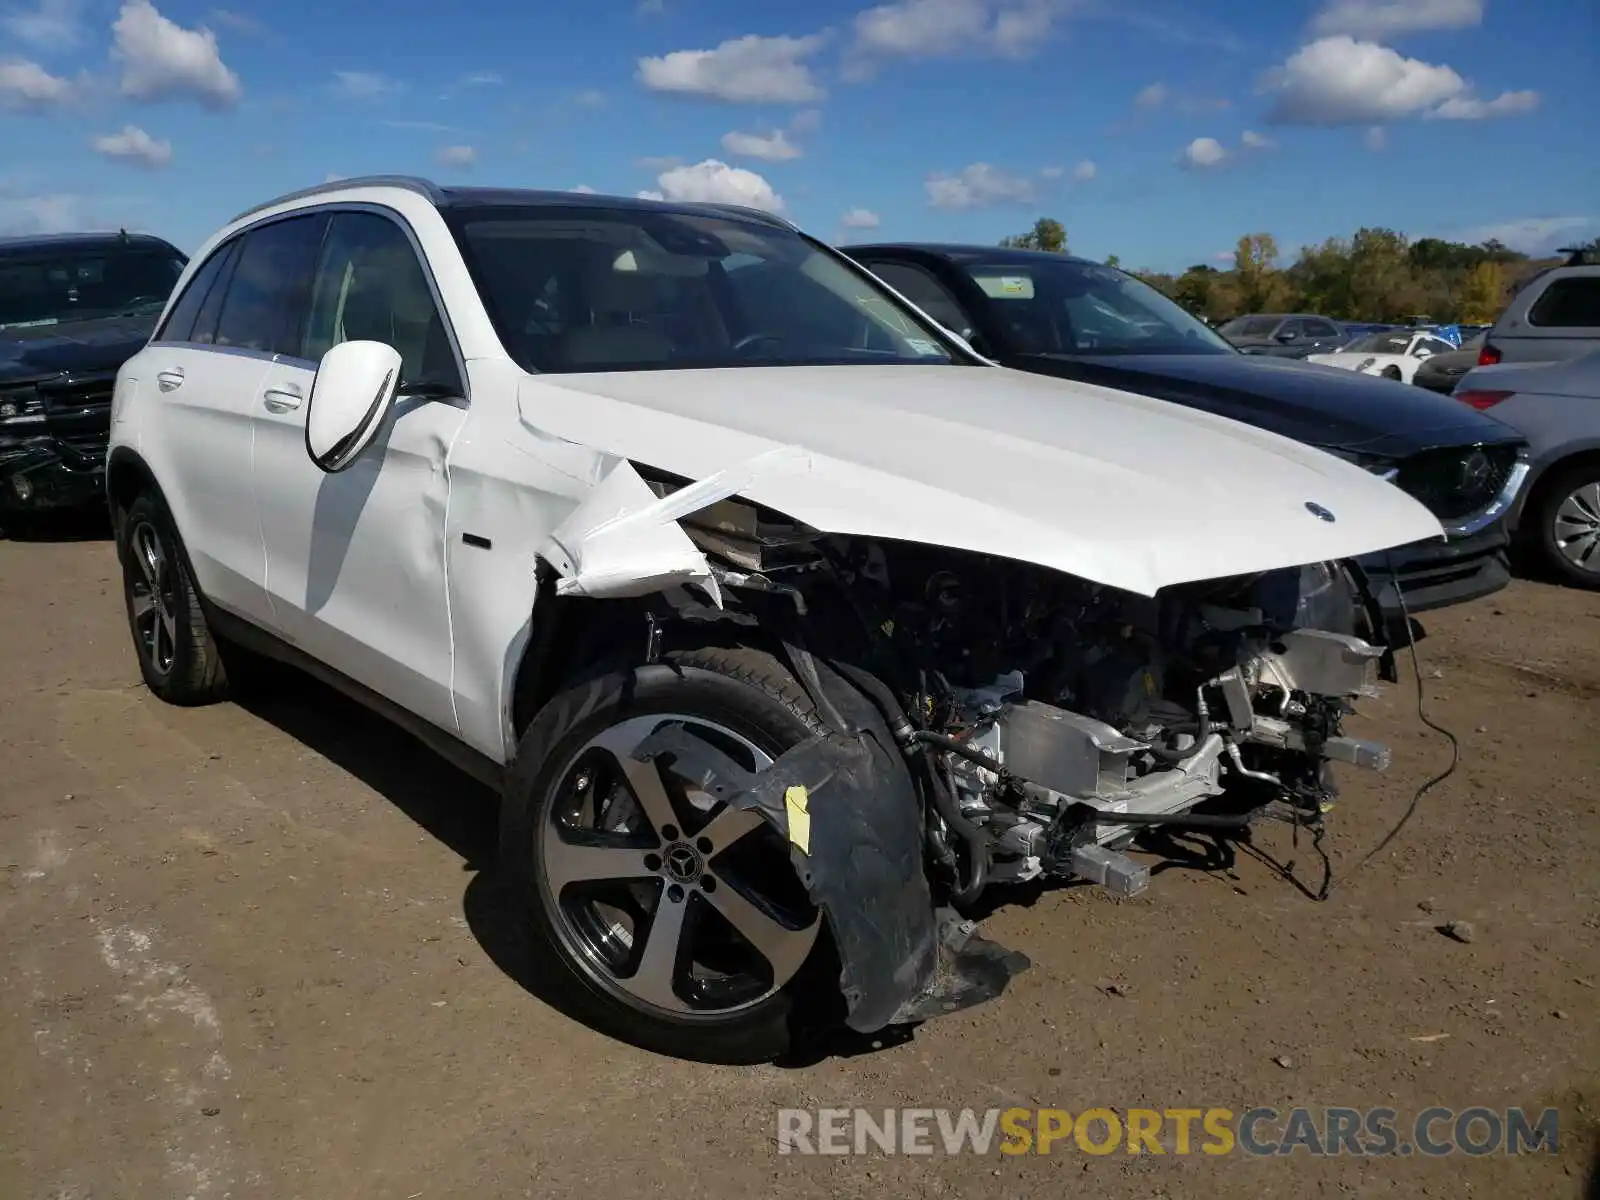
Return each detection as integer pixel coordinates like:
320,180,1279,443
1,231,187,525
844,243,1528,630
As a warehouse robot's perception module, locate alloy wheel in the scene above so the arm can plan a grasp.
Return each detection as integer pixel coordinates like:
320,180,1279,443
538,713,821,1021
1553,480,1600,575
128,518,178,676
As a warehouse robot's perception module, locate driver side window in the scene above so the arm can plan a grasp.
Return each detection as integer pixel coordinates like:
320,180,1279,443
300,212,460,392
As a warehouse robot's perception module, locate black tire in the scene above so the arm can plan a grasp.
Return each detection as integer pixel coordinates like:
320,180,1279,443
116,491,230,705
499,645,842,1063
1381,365,1403,381
1531,461,1600,589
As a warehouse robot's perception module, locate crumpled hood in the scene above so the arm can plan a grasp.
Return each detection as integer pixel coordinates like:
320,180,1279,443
0,314,156,384
519,363,1446,598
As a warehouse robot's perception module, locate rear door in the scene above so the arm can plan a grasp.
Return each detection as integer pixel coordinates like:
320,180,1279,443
250,208,466,736
136,235,280,624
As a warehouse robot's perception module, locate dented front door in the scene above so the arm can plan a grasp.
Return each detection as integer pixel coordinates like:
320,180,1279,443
251,207,466,737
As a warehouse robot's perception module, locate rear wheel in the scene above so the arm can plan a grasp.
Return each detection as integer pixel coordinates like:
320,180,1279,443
117,492,230,705
500,646,837,1063
1533,462,1600,589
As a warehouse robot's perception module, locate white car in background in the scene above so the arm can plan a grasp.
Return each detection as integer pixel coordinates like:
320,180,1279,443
1306,329,1459,383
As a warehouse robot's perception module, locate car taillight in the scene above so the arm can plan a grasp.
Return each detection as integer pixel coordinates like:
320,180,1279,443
1477,342,1502,366
1455,389,1513,410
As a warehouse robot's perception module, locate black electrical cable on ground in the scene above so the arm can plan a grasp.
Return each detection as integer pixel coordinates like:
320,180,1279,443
1322,552,1462,896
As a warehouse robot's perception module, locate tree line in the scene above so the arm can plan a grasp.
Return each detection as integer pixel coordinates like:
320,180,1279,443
998,218,1598,325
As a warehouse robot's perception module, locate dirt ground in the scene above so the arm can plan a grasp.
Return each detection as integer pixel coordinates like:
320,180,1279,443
2,524,1597,1200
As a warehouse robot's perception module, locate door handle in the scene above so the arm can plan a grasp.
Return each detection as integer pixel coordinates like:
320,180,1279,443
262,386,303,413
156,368,185,392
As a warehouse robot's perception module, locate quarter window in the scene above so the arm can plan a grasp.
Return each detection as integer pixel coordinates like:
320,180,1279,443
301,212,458,390
864,262,974,336
213,214,330,354
189,240,242,345
157,244,233,342
1528,277,1600,328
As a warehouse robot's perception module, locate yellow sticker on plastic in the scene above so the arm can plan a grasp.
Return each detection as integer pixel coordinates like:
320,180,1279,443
784,785,811,855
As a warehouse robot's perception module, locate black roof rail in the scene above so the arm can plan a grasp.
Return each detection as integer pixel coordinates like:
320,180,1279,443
230,175,446,224
677,201,796,231
1556,245,1599,266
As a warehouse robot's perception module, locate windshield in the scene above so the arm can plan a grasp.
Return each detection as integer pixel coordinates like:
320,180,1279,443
1343,331,1417,354
1218,316,1281,338
945,257,1237,357
0,247,187,331
447,205,959,373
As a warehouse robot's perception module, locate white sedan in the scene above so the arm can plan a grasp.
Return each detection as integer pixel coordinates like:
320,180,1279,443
1306,330,1459,383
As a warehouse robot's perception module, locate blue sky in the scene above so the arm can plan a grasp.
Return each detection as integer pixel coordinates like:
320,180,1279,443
2,0,1595,271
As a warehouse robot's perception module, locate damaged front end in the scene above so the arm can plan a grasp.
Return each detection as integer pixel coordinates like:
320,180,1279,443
538,457,1405,1036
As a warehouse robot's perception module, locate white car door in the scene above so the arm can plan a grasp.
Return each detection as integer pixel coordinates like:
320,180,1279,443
250,208,465,737
137,236,276,626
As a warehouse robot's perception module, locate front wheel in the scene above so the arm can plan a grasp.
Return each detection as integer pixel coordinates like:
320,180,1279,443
1533,463,1600,589
499,646,838,1063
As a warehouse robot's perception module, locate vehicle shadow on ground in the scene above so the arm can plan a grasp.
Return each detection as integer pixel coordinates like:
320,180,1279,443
229,671,1335,1066
0,508,112,542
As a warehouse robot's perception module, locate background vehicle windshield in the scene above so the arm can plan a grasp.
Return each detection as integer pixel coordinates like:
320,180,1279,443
1218,316,1281,338
1344,331,1417,354
448,206,959,373
0,248,187,331
950,258,1237,356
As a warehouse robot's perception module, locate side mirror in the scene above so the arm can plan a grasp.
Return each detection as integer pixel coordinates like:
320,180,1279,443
1276,329,1299,343
305,340,403,473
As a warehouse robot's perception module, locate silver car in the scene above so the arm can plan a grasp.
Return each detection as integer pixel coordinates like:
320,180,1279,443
1455,348,1600,587
1479,264,1600,367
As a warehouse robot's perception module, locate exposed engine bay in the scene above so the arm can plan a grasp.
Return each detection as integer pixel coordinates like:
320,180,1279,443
668,487,1398,908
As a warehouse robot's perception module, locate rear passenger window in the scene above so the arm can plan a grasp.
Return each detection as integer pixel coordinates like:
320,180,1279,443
157,242,234,342
1528,278,1600,328
213,214,329,354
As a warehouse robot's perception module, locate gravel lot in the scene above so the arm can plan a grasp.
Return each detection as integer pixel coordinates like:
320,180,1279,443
2,526,1597,1199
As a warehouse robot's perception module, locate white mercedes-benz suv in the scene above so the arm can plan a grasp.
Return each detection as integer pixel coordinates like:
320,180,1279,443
108,176,1445,1063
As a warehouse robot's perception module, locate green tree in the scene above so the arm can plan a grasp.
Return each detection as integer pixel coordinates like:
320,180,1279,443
999,217,1067,253
1458,260,1506,322
1105,253,1121,268
1233,233,1292,312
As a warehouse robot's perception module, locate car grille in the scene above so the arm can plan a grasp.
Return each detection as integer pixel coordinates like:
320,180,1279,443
1394,444,1519,522
38,376,114,459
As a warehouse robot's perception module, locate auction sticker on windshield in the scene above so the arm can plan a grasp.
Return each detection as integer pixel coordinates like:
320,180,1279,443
974,275,1035,300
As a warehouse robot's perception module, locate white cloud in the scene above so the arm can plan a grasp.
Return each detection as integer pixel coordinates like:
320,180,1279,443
91,123,173,167
2,0,82,49
645,158,785,212
323,172,345,183
1262,36,1533,126
789,107,822,135
637,0,665,12
848,0,1062,69
1240,129,1272,149
0,191,80,234
1263,37,1461,124
925,162,1036,209
1178,136,1228,169
1364,125,1387,150
1072,158,1096,181
1039,165,1064,179
460,71,503,86
435,144,477,169
720,128,802,162
635,155,682,170
636,33,827,103
572,87,606,108
206,8,265,37
330,70,399,100
637,189,666,201
1429,89,1539,119
841,207,881,229
113,0,242,109
1134,81,1168,108
1311,0,1483,37
0,57,76,110
568,184,597,193
1449,216,1595,256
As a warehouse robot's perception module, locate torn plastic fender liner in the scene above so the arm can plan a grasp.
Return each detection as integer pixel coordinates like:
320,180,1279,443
634,666,1029,1033
538,444,813,604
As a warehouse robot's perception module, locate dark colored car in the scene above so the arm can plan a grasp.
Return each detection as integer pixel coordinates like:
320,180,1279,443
1215,312,1348,358
1414,330,1488,394
842,243,1529,628
0,231,187,526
